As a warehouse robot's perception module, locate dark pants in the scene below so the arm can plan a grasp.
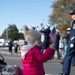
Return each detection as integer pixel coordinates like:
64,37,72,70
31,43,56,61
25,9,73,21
71,55,75,65
9,46,12,53
55,44,60,59
62,38,75,75
62,52,75,65
14,47,18,53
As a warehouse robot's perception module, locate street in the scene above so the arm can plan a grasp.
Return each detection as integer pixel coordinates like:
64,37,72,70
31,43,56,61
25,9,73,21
0,47,75,75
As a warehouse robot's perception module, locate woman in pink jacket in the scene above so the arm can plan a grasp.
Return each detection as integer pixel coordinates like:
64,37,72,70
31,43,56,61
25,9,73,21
21,25,55,75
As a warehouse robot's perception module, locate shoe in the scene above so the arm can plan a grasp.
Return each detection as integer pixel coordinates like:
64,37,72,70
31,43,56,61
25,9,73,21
59,73,63,75
60,62,64,65
59,73,69,75
72,64,75,66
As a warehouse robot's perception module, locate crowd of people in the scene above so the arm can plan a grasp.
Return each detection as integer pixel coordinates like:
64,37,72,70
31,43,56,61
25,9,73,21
20,23,73,75
1,9,75,75
21,9,75,75
32,24,69,60
21,25,54,75
8,39,19,54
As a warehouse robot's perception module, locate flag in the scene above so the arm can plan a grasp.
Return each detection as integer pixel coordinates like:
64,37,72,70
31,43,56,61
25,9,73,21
49,27,56,42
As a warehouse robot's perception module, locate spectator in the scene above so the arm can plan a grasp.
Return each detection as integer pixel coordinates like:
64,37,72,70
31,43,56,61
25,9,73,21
61,28,70,59
21,25,54,75
14,42,18,54
8,39,13,53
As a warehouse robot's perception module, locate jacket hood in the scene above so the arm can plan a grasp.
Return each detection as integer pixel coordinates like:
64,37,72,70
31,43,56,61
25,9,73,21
21,44,35,59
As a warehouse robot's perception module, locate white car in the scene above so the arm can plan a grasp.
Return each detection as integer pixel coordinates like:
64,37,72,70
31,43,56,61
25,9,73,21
4,42,8,46
0,42,4,46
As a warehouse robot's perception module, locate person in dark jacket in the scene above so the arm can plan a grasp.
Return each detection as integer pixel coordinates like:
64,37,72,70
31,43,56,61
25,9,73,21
40,24,51,52
55,29,60,59
65,28,70,44
59,9,75,75
8,39,13,53
61,28,75,66
40,25,45,48
14,42,18,54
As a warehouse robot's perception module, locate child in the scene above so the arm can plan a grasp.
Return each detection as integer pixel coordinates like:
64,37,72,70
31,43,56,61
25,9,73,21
63,43,68,58
21,25,54,75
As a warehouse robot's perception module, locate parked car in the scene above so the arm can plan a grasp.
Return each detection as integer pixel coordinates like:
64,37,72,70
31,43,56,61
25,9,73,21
4,42,9,47
0,42,4,46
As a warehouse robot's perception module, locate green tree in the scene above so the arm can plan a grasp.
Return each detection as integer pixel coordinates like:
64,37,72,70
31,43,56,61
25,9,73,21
1,24,24,40
1,29,7,39
8,24,19,40
18,32,24,39
49,0,75,34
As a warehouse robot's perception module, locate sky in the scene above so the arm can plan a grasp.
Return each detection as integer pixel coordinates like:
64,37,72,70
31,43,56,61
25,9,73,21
0,0,56,35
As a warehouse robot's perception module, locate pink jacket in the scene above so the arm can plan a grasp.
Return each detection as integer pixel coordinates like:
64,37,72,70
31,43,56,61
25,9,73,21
22,46,54,75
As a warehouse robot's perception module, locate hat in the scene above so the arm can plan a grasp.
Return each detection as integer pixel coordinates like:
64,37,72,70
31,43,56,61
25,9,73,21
46,24,50,27
22,25,41,46
31,25,35,28
56,29,59,32
70,9,75,15
31,25,34,27
67,28,70,31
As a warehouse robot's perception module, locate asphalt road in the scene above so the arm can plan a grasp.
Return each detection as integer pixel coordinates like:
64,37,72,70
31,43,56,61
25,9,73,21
0,47,75,75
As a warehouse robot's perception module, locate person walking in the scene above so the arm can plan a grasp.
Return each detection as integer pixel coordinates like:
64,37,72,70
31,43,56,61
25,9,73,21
14,42,18,54
8,39,13,53
55,29,60,59
40,24,51,52
59,9,75,75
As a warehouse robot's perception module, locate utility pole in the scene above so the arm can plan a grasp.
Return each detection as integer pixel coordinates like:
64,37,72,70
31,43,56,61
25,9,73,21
6,28,8,40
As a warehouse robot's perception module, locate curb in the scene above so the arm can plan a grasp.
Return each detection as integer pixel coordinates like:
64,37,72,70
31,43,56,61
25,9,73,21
46,59,62,63
0,51,21,55
51,59,62,62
